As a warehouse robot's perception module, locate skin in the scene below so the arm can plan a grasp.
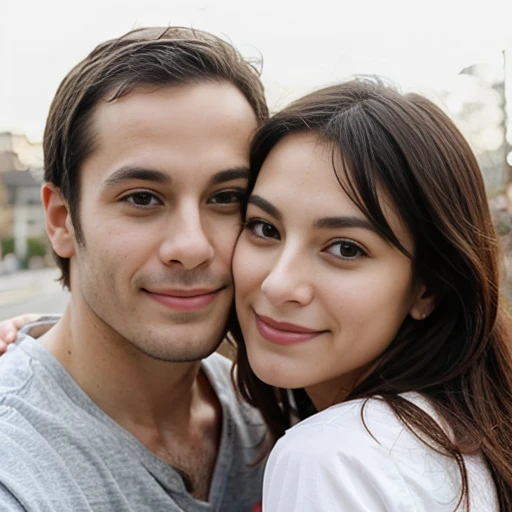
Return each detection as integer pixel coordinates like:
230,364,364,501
233,133,433,411
39,81,259,499
0,314,39,353
0,101,436,473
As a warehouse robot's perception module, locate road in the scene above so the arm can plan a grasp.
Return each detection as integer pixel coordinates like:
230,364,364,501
0,268,70,320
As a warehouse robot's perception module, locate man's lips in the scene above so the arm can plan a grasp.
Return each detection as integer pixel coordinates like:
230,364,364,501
255,313,327,345
143,287,224,312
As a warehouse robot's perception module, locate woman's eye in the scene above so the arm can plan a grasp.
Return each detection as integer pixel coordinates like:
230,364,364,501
124,192,161,207
326,240,365,260
209,190,245,205
246,220,280,240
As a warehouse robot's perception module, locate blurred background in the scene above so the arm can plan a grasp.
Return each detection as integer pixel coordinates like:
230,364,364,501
1,0,512,319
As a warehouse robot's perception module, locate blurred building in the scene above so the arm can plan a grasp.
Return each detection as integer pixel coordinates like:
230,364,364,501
0,132,44,169
442,53,511,194
0,132,45,262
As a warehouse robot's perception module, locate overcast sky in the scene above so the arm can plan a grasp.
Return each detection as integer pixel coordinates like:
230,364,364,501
1,0,511,141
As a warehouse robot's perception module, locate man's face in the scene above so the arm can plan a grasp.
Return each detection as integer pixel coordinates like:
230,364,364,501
66,82,258,361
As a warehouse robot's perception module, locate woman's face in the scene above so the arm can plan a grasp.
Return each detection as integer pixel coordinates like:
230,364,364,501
232,132,430,407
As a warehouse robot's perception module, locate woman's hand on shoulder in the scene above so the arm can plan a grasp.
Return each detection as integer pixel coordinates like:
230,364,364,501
0,314,41,354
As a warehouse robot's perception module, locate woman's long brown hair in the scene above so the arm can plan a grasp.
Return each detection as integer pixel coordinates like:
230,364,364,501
230,79,512,510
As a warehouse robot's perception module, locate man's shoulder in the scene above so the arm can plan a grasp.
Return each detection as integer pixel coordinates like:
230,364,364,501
0,398,87,510
0,337,96,451
203,351,266,437
203,349,231,370
201,351,235,397
0,337,39,397
0,418,98,512
0,333,70,403
203,351,253,407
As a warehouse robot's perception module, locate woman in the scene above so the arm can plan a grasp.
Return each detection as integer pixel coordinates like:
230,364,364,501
231,79,512,510
3,79,512,510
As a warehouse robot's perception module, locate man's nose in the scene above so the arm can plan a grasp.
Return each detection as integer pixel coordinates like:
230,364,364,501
158,202,214,269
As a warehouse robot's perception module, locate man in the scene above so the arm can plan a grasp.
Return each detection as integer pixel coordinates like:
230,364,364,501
0,26,268,511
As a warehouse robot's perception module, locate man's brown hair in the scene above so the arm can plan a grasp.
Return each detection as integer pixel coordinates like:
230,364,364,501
43,26,268,288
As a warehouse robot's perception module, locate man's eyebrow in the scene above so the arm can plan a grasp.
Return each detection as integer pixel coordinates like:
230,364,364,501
247,195,282,221
208,168,250,186
314,216,377,232
103,166,172,187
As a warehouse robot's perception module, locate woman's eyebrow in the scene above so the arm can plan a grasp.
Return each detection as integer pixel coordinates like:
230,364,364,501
247,195,282,221
314,216,377,233
248,195,378,234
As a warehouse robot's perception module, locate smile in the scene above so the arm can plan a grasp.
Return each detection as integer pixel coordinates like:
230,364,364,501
143,288,224,312
254,313,326,346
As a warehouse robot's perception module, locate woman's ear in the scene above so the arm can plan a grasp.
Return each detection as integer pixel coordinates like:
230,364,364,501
41,183,75,259
409,283,436,320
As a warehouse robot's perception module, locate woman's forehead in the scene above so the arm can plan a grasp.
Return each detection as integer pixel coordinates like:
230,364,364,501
252,132,414,252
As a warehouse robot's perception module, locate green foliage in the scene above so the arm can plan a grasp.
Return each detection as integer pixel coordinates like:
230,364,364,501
1,237,14,255
496,219,511,236
1,237,48,268
26,238,47,258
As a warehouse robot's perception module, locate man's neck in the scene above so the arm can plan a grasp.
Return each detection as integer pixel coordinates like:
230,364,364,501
38,301,223,500
39,301,209,433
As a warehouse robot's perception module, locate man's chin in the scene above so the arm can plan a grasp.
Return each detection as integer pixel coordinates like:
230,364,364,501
133,336,225,363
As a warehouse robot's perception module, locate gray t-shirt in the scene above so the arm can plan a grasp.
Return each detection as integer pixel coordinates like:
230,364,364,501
0,333,266,511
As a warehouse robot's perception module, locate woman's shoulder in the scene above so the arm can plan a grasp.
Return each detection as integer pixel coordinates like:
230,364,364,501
266,393,498,511
277,392,462,469
269,395,404,477
284,393,415,446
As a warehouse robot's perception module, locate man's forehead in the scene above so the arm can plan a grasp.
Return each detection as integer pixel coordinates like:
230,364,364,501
80,82,257,189
92,82,257,135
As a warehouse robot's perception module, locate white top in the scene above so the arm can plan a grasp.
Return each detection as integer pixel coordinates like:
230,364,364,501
263,393,498,511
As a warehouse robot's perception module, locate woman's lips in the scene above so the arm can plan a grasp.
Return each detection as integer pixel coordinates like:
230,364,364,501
144,288,222,312
255,313,326,345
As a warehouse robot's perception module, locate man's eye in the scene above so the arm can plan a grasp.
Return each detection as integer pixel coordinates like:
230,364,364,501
123,192,161,207
245,220,280,240
209,190,245,205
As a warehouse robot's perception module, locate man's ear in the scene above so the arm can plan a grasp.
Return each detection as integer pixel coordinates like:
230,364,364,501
409,283,436,321
41,183,75,259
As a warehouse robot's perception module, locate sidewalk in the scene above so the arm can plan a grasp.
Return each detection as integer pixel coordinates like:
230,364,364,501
0,268,63,306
